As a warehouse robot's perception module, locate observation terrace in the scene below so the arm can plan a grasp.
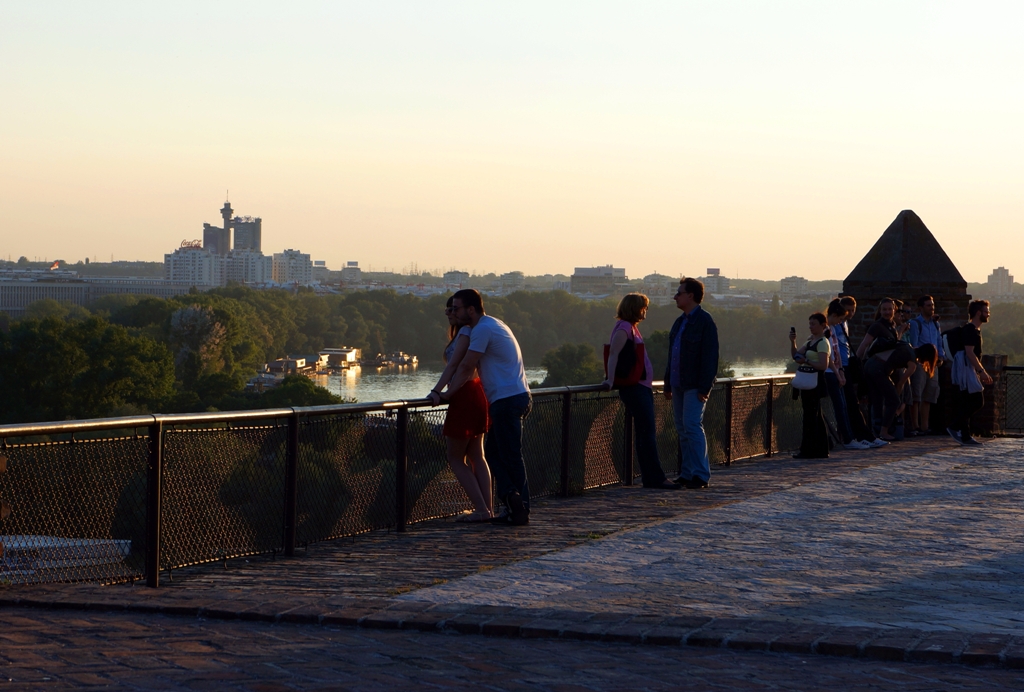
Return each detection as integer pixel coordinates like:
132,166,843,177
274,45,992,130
2,372,1024,687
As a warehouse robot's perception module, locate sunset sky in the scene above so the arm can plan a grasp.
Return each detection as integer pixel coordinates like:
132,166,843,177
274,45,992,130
2,2,1023,281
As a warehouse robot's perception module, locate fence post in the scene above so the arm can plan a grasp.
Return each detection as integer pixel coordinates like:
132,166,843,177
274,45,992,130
283,412,299,557
145,421,163,588
395,408,409,532
765,379,774,457
724,382,733,465
622,409,634,485
560,392,571,497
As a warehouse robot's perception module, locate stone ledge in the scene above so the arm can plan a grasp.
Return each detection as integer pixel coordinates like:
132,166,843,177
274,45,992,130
5,596,1019,668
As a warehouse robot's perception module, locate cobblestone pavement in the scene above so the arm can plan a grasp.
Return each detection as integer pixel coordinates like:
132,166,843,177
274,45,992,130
8,436,1024,684
2,607,1024,690
403,439,1024,634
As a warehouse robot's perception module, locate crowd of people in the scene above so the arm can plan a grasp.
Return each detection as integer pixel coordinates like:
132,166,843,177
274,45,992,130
789,294,993,458
426,281,992,525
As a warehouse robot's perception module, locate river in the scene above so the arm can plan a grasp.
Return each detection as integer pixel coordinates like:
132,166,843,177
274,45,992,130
311,358,788,403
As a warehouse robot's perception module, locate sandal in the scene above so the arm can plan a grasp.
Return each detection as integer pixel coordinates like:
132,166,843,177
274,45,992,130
456,511,492,523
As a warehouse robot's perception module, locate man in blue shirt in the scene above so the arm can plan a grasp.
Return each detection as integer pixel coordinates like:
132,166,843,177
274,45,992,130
663,278,719,489
907,295,945,435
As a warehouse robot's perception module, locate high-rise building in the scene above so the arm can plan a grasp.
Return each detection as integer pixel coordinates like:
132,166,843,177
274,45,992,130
202,201,234,256
340,261,362,283
443,270,470,286
225,250,273,284
312,260,331,283
499,271,525,293
988,266,1014,296
780,276,808,300
273,249,313,285
233,216,262,252
570,266,628,295
165,244,223,286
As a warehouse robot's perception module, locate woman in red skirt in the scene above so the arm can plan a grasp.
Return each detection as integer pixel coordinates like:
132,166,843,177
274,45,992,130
428,297,492,522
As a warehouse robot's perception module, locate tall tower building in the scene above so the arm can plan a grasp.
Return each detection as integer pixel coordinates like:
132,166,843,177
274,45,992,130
202,199,234,255
233,216,262,252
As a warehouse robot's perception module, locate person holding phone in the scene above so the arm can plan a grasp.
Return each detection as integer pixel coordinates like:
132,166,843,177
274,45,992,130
789,313,831,459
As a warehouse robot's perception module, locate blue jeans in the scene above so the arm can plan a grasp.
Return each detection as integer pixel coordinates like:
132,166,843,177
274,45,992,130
824,372,853,444
618,384,668,486
485,392,532,509
672,389,710,483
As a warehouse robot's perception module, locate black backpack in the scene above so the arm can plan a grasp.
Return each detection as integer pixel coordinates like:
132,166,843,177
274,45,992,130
942,324,966,357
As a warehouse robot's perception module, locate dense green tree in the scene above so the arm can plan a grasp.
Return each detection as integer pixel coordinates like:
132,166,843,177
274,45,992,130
540,343,606,387
0,317,174,423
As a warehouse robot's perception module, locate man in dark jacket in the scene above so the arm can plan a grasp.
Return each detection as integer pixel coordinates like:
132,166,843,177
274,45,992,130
663,277,719,489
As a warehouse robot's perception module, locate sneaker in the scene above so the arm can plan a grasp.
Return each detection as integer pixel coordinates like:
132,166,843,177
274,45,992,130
845,440,870,450
961,436,983,446
489,491,529,526
869,438,889,448
684,477,709,489
946,427,962,444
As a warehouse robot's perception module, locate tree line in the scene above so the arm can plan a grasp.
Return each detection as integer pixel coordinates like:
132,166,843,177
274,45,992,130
3,287,1023,424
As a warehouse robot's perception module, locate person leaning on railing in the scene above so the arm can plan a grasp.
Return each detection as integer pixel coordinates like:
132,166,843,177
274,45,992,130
427,296,493,522
601,293,680,490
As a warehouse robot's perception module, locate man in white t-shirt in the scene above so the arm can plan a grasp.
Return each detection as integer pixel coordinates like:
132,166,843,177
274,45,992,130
445,289,532,526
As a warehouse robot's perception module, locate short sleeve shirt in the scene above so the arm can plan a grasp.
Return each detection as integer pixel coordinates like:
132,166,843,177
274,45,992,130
804,336,831,368
962,324,983,357
467,315,530,403
444,325,471,363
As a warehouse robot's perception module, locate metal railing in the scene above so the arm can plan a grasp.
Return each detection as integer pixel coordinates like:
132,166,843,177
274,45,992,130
1004,366,1024,434
0,376,799,588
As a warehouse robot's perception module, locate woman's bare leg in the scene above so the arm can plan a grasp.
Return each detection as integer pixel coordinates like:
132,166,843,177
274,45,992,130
446,436,490,515
465,434,492,515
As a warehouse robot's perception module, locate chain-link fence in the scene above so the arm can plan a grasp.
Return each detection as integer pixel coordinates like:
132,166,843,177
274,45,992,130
1005,367,1024,434
1,377,807,588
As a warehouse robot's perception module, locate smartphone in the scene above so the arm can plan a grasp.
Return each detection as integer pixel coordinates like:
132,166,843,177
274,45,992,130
789,326,796,335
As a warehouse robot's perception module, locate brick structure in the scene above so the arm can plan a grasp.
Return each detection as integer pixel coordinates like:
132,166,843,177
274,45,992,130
841,210,970,343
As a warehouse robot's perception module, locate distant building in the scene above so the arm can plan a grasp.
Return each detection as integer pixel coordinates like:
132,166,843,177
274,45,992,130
313,260,331,284
571,265,628,295
273,249,313,285
233,216,262,252
443,270,470,286
340,261,362,283
780,276,808,301
86,277,207,301
201,201,233,256
701,272,732,294
553,281,571,291
0,278,90,317
988,266,1014,296
225,250,273,284
165,245,222,287
499,271,525,293
0,272,198,318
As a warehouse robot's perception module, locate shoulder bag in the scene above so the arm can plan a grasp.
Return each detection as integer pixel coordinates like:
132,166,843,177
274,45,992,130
603,325,647,388
791,338,823,390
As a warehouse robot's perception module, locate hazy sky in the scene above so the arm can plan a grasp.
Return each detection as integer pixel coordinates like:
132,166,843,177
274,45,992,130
3,2,1023,281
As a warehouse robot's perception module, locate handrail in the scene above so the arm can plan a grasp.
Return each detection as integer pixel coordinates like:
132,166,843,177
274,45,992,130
0,374,795,439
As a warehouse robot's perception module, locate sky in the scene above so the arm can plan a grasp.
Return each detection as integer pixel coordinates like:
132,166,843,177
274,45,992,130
2,1,1023,282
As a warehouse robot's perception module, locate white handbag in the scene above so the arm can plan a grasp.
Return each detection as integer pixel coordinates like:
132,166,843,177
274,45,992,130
791,337,823,390
791,365,819,390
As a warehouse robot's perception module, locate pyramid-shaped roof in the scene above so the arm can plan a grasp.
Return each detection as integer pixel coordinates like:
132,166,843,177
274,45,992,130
845,210,965,284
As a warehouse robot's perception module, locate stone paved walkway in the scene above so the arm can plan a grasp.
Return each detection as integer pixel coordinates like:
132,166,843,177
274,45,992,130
2,608,1024,690
5,436,1024,686
403,439,1024,634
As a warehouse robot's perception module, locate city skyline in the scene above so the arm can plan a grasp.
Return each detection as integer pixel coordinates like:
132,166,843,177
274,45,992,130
3,3,1024,282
